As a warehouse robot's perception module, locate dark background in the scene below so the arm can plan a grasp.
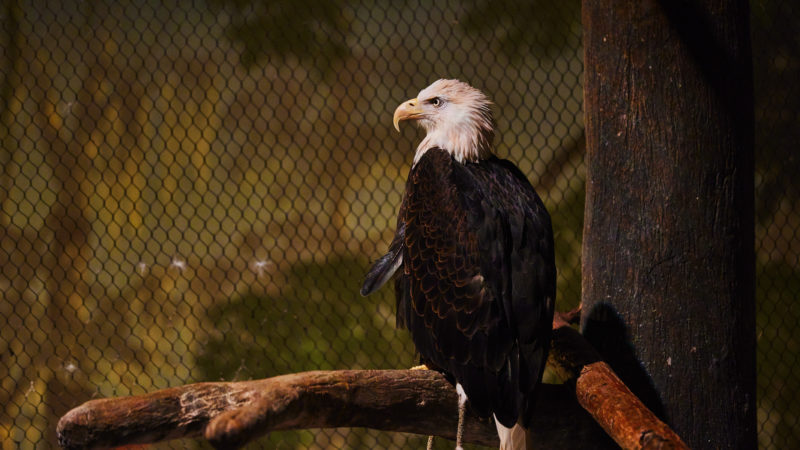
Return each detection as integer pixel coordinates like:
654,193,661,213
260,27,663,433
0,0,796,447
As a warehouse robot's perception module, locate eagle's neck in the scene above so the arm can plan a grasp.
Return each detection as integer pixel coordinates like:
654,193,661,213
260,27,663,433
413,114,494,165
414,129,493,165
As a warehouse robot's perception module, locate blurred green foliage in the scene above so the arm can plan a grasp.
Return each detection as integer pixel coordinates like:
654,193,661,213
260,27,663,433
460,0,581,60
752,0,800,224
751,1,800,447
198,256,410,379
757,262,800,448
208,0,351,69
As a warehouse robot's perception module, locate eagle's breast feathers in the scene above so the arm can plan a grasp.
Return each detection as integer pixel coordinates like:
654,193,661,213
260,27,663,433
392,148,555,426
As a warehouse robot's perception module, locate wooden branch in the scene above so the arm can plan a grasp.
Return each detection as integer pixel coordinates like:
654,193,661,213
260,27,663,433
57,306,687,450
57,370,595,449
550,319,689,449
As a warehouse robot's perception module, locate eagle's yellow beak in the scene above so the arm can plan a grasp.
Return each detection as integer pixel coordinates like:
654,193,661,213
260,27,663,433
393,98,423,132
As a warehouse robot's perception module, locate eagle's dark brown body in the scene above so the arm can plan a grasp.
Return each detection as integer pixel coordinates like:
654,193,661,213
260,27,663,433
363,147,555,428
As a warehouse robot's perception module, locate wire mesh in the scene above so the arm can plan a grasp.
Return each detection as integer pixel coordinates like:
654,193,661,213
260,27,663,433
0,0,796,448
752,0,800,448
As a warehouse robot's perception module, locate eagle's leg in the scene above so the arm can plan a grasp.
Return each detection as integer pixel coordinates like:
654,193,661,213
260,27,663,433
410,364,433,448
455,383,467,450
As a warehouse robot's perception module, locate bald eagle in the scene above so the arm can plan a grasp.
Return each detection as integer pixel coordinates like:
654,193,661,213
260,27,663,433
362,79,556,450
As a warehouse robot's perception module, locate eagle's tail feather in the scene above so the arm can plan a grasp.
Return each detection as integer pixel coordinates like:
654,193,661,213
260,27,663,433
494,417,533,450
360,249,402,296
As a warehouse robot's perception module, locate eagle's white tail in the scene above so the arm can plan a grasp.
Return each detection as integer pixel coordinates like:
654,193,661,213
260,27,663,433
494,417,533,450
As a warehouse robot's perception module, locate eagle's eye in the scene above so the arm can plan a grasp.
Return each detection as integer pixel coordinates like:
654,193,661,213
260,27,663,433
429,97,442,107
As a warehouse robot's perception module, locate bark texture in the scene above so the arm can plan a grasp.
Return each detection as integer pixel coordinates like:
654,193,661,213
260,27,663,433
57,369,594,449
551,324,688,449
57,311,687,449
581,1,756,448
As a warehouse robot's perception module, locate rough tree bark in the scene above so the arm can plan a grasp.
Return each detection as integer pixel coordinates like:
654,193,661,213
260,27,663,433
581,1,756,448
57,370,586,449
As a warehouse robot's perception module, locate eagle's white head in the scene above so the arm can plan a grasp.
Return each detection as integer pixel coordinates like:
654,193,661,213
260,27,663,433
393,79,495,165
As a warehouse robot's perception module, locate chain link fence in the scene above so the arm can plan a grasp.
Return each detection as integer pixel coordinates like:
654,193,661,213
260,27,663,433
0,0,796,448
752,0,800,448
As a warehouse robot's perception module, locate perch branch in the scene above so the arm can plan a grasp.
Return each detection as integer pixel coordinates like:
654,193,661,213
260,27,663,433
550,307,688,449
57,370,594,449
57,306,687,450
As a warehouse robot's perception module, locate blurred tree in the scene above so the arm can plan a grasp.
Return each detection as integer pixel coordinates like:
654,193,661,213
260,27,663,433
751,1,800,447
208,0,351,68
460,0,580,60
0,0,21,207
208,0,581,69
751,0,800,223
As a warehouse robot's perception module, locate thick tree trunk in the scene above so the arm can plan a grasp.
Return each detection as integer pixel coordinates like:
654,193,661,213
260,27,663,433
581,1,756,448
